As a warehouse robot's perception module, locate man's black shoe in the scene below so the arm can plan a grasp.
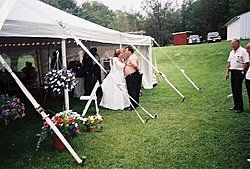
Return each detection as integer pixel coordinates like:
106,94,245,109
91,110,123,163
235,109,243,113
124,107,133,111
229,107,235,110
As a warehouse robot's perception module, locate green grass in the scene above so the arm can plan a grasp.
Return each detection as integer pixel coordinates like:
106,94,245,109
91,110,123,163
1,40,250,168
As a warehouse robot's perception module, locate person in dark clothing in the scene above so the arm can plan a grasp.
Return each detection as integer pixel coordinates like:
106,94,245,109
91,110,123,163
82,52,93,95
90,47,101,84
21,61,37,86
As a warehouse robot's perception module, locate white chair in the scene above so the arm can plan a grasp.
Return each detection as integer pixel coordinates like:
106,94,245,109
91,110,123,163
79,81,100,116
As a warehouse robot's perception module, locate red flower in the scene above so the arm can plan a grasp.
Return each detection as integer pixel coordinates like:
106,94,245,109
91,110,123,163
56,117,63,124
68,119,74,124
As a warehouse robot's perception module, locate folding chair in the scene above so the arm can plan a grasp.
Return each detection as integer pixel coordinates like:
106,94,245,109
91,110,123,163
79,81,100,116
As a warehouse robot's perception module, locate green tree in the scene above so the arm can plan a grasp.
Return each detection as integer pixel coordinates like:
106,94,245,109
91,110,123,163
172,0,193,32
80,2,145,33
79,1,114,28
142,0,175,46
40,0,82,17
183,0,229,39
229,0,250,18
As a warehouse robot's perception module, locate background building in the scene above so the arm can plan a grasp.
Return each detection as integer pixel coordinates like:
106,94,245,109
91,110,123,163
225,11,250,40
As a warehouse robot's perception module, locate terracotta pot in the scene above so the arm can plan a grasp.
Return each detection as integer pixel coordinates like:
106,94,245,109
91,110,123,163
87,126,97,132
52,135,70,150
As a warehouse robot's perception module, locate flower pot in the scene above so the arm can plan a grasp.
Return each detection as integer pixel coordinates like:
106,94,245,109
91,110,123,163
52,135,70,150
87,126,97,132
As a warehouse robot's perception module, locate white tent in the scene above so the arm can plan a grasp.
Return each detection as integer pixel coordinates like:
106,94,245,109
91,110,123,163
0,0,154,89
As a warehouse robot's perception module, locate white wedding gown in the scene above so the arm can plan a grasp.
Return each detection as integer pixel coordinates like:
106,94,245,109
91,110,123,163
99,57,130,110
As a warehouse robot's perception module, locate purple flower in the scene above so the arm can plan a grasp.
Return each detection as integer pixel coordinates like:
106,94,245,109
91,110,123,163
43,122,49,128
43,67,78,93
0,94,26,125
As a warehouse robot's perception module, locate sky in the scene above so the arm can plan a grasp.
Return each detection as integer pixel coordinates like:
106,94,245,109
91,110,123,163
76,0,183,13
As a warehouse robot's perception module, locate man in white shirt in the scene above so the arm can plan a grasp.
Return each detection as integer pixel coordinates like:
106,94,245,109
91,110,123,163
225,38,249,113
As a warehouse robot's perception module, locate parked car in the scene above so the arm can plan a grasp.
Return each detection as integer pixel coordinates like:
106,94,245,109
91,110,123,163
206,32,221,43
187,35,202,44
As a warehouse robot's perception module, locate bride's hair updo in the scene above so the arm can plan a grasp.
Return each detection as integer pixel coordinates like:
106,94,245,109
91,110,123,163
113,49,124,57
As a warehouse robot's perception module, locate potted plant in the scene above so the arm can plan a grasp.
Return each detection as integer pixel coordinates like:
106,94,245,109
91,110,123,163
36,110,82,150
82,115,104,132
0,94,25,125
43,67,78,94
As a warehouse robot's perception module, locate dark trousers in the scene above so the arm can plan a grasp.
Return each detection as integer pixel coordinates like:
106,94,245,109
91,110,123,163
126,72,142,108
231,70,245,110
84,72,92,95
245,79,250,107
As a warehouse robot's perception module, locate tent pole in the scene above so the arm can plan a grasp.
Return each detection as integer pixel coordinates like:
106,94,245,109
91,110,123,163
0,54,84,165
124,37,185,101
61,39,70,111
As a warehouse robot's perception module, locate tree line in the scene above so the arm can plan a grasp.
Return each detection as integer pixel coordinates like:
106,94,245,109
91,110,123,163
40,0,250,46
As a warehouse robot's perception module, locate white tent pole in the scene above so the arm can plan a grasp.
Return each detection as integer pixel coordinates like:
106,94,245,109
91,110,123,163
152,38,200,91
61,39,70,110
124,37,185,101
0,55,84,165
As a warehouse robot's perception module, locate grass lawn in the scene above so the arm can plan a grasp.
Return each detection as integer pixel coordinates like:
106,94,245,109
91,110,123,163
1,40,250,168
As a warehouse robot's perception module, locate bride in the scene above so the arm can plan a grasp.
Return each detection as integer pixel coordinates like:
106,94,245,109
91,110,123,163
99,49,130,110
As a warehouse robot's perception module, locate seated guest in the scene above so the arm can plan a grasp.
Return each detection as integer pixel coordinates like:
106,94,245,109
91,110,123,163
21,61,37,86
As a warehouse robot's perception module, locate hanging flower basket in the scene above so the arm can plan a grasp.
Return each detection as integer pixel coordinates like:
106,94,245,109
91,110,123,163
44,67,78,94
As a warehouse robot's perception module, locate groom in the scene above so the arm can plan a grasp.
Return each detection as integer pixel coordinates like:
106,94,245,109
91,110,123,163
124,45,142,111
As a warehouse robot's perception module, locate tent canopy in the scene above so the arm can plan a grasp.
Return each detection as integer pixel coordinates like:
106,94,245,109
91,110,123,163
0,0,151,45
0,0,154,89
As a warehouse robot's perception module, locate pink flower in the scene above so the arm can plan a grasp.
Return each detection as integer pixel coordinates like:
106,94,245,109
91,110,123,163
4,120,8,125
43,122,49,128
